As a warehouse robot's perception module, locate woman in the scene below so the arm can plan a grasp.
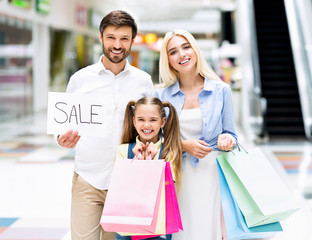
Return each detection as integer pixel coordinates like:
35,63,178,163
154,29,237,240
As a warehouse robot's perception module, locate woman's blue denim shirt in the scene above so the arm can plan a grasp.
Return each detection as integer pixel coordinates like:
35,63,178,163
153,78,237,168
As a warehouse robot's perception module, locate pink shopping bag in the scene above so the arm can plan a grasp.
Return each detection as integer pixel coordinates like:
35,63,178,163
100,158,166,234
131,162,183,240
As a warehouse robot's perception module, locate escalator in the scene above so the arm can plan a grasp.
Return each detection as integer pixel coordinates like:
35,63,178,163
253,0,306,138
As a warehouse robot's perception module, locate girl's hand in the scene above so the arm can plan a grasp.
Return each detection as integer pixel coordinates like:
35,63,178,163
58,130,80,148
146,142,158,160
217,134,236,151
132,142,146,159
181,139,213,159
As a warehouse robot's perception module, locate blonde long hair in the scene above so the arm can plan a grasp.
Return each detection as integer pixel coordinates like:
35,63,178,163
121,97,182,189
159,29,221,87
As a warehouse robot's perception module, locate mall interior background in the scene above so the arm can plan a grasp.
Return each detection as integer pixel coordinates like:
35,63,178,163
0,0,242,127
1,0,312,239
2,0,312,141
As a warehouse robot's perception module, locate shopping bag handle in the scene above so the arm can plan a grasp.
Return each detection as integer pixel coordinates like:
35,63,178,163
230,141,248,155
132,151,142,162
132,152,152,161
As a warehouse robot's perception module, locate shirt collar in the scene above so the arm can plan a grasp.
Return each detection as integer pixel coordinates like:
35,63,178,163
95,55,131,75
170,77,214,95
123,60,131,72
203,77,214,92
94,55,106,74
171,81,181,95
135,136,162,149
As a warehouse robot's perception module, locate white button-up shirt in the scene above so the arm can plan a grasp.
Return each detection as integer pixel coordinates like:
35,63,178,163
66,55,153,189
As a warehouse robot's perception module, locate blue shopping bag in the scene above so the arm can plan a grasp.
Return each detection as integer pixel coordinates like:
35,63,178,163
217,161,283,239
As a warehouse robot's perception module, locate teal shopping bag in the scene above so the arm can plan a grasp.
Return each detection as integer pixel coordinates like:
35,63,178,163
217,147,299,227
217,161,283,239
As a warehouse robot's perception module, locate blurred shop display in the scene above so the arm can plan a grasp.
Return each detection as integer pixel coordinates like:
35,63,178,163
220,58,233,85
212,41,242,88
8,0,51,14
132,32,162,84
0,15,33,122
8,0,31,9
36,0,51,15
213,7,242,126
50,29,100,92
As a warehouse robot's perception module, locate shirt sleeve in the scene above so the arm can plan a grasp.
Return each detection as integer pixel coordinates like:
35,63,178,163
66,75,80,93
152,87,164,100
222,85,237,141
53,134,61,148
144,76,154,97
116,144,128,159
152,88,159,98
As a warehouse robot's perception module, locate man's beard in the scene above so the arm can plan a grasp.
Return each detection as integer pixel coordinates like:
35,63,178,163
102,45,131,64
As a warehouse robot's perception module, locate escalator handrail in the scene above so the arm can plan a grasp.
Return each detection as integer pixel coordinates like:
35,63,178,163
248,0,263,100
284,0,312,139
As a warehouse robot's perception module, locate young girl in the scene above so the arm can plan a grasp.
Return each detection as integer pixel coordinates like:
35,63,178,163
115,96,183,240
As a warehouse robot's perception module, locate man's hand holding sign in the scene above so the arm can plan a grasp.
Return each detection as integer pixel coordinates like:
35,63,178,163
57,130,80,149
47,92,110,148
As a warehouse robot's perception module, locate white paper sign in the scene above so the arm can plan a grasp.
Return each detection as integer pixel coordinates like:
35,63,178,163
47,92,110,137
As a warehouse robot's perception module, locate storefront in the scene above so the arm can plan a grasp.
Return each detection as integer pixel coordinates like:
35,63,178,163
0,0,101,128
0,15,33,122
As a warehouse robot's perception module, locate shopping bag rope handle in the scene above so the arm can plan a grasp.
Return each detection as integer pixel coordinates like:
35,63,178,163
131,151,142,162
230,141,248,155
132,152,153,161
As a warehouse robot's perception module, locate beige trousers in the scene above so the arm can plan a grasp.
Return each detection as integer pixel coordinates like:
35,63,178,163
71,172,115,240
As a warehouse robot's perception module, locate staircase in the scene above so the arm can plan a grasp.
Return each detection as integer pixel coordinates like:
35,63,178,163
253,0,305,138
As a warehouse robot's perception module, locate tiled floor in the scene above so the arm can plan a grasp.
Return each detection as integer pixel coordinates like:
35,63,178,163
1,112,312,239
264,141,312,211
0,112,74,240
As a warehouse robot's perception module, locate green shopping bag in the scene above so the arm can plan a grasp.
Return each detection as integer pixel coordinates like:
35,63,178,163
217,147,299,228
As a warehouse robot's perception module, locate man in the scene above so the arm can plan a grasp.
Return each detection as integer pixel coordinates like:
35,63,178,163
57,10,153,240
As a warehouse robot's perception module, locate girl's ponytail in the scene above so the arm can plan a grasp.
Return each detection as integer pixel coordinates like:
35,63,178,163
161,101,182,190
120,100,137,144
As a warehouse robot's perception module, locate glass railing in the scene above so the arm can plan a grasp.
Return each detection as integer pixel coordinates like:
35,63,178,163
248,0,267,137
237,0,266,139
284,0,312,140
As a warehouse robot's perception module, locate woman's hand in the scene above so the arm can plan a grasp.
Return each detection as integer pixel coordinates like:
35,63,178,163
182,139,213,159
57,130,80,148
146,142,158,160
217,133,236,151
